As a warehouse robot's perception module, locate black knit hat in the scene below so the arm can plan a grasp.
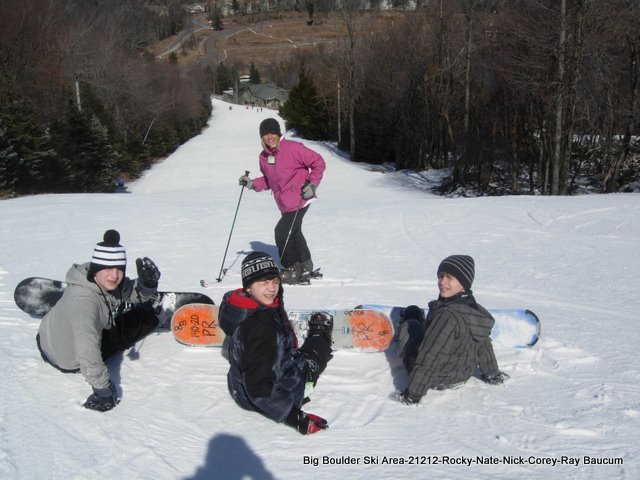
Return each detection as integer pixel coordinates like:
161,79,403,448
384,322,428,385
259,118,282,137
88,229,127,277
241,252,280,289
437,255,475,292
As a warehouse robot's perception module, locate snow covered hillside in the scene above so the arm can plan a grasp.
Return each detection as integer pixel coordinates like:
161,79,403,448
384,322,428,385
1,98,639,479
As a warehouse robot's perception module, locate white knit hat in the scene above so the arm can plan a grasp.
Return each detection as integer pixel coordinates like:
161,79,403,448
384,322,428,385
89,229,127,277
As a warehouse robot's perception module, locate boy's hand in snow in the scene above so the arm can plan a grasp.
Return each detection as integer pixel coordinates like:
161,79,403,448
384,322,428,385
83,382,119,412
390,389,420,405
480,371,509,385
285,407,328,434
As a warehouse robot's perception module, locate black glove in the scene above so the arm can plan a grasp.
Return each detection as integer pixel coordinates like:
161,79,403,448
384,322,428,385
301,181,316,200
389,389,421,405
136,257,161,289
481,371,509,385
83,382,118,412
401,305,425,324
239,174,253,189
285,407,328,435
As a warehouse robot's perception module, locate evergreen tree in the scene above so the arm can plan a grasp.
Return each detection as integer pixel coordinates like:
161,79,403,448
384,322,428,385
215,62,233,94
212,13,224,30
306,1,315,24
50,104,118,193
87,115,119,192
279,68,330,140
0,120,18,196
249,62,261,84
0,100,63,195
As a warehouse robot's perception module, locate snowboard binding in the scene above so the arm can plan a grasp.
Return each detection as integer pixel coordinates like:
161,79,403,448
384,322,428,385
308,311,334,344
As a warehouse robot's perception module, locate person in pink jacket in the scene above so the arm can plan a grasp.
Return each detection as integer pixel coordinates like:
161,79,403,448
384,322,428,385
239,118,326,284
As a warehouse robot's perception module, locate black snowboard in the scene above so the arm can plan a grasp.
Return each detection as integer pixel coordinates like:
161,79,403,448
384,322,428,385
14,277,214,322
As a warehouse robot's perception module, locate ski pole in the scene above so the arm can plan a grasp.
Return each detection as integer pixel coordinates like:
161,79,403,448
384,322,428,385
279,207,300,263
280,184,308,263
216,170,249,282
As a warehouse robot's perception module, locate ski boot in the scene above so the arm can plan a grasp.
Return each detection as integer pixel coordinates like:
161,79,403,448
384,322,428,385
300,259,314,281
281,262,309,285
299,259,324,284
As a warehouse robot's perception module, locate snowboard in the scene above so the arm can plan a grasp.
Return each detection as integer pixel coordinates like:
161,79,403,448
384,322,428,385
172,304,225,347
357,304,541,348
13,277,215,326
171,304,394,352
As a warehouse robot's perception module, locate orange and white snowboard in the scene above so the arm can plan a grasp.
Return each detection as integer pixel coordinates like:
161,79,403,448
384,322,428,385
170,304,394,352
287,309,394,352
171,304,225,346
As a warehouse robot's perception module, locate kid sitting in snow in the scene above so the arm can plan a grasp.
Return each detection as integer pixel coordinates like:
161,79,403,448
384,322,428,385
392,255,508,405
36,229,161,412
218,251,334,434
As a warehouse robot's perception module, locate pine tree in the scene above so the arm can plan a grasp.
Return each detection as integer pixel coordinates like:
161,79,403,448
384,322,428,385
0,120,18,196
0,100,63,195
212,13,224,31
51,104,118,193
87,115,119,192
215,62,233,94
279,68,330,140
249,63,261,84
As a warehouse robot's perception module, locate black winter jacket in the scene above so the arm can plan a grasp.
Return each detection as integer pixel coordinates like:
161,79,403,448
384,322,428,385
407,292,500,400
221,289,307,423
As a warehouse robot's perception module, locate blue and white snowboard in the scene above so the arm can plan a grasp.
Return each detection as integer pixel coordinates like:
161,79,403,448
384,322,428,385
357,304,540,348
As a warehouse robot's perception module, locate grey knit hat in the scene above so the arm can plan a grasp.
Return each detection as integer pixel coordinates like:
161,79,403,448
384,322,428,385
437,255,475,292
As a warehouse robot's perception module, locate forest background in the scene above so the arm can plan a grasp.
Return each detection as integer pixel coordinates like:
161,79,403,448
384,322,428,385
1,0,638,197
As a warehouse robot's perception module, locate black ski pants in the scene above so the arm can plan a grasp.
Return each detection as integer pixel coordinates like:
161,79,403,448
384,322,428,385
101,303,159,359
274,205,311,268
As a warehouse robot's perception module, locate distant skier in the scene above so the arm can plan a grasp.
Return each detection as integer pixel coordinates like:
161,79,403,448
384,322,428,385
239,118,326,284
219,251,333,434
36,229,161,412
391,255,508,405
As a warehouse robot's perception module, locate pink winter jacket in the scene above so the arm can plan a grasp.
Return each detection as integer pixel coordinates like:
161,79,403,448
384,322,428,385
252,138,326,213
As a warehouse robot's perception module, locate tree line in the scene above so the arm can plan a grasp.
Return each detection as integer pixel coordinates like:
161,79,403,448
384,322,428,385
0,0,212,196
279,0,639,194
2,0,638,197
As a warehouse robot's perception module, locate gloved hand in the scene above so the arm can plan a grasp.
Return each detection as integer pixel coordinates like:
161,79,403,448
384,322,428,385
83,382,118,412
239,174,253,189
285,407,328,435
301,181,316,200
401,305,425,324
480,371,509,385
389,389,421,405
136,257,161,289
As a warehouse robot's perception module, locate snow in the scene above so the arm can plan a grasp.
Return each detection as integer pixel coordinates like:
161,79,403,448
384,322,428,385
1,98,639,479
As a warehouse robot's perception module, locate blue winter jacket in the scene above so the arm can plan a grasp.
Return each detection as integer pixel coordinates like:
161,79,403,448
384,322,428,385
221,289,307,423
